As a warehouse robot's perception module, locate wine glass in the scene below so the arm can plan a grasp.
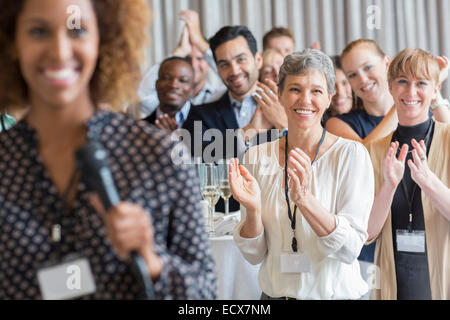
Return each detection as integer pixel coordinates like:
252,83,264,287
199,163,220,237
217,159,232,215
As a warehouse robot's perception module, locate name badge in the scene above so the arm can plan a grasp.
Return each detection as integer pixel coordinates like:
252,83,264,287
280,252,312,273
37,254,96,300
396,229,426,253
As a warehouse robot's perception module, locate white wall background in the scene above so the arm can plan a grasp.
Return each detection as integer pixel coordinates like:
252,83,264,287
146,0,450,97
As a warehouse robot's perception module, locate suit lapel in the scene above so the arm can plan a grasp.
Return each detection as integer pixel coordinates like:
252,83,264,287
143,111,157,125
216,92,240,130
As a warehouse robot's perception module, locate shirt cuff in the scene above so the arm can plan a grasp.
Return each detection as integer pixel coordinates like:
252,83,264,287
233,223,266,265
317,215,348,256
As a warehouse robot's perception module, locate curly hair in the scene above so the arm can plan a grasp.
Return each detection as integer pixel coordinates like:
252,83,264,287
0,0,150,112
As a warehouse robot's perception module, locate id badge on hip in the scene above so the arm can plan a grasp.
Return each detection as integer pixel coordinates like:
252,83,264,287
396,229,426,253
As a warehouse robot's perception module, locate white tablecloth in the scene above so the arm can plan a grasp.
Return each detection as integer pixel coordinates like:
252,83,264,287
209,235,261,300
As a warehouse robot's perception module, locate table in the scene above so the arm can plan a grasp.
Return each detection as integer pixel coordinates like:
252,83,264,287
209,235,261,300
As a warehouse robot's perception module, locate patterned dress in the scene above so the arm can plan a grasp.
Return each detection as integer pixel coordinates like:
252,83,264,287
0,111,216,299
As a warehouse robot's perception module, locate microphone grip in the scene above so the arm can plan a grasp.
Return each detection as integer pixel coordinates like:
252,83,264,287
95,167,120,211
130,252,156,300
76,140,156,300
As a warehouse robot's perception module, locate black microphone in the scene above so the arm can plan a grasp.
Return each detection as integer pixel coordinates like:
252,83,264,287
76,139,156,300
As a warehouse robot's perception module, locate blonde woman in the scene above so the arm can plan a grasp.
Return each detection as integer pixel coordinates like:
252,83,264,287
367,48,450,299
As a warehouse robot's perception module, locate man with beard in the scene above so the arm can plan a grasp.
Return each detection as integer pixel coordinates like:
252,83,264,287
144,57,195,129
183,26,284,212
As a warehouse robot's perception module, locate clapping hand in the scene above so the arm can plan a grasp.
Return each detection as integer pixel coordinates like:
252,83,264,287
286,148,313,206
254,80,288,129
172,26,192,58
228,158,261,213
382,141,409,190
179,10,209,53
155,114,178,132
408,139,433,188
436,55,449,85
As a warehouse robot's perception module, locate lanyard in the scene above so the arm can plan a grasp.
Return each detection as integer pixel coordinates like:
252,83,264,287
51,168,79,261
392,120,434,233
284,127,326,252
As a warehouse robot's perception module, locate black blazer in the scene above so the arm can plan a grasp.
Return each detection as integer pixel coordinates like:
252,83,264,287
143,110,157,126
183,92,241,212
143,105,194,128
183,92,240,161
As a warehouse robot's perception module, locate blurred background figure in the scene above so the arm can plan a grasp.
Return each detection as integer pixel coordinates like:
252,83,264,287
255,48,288,131
262,27,295,57
258,48,284,84
330,55,354,115
137,10,225,119
322,55,354,126
326,39,397,148
143,57,195,131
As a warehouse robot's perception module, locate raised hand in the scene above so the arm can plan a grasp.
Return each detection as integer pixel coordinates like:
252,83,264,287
436,55,449,85
382,141,408,189
179,10,209,53
228,158,261,212
155,114,178,132
310,41,321,50
254,80,288,129
172,26,192,58
286,148,312,206
408,139,434,188
249,104,273,131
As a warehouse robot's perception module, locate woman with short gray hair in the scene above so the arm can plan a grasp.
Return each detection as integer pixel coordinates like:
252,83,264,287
230,49,375,299
278,49,336,95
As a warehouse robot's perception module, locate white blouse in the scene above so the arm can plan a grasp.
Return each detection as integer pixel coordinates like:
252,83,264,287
233,137,375,299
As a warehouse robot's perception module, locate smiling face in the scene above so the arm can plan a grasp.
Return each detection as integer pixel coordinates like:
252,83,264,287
14,0,100,109
156,59,194,113
341,44,390,105
215,36,262,101
279,69,332,130
389,69,438,126
330,68,353,115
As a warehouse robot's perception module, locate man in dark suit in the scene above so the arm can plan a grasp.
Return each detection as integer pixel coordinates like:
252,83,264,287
183,26,284,212
183,26,276,160
144,57,195,130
